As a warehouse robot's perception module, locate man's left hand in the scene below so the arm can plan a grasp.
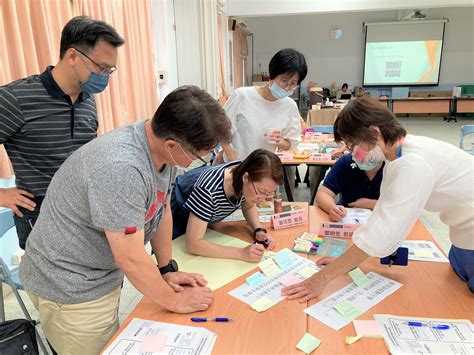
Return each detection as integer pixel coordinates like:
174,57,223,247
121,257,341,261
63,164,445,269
162,271,208,292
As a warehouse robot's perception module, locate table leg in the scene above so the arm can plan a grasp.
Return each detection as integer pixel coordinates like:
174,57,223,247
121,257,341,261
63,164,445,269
283,165,294,202
310,166,329,205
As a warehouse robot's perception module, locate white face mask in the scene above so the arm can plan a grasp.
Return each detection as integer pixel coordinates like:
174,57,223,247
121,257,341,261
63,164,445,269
166,145,188,170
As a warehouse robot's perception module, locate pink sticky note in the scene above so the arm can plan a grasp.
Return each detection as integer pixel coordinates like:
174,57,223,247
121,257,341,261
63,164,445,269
139,334,168,353
353,320,383,338
281,274,300,286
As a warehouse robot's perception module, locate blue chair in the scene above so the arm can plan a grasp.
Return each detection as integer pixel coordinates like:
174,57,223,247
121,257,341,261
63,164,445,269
0,209,48,354
310,125,334,134
460,125,474,153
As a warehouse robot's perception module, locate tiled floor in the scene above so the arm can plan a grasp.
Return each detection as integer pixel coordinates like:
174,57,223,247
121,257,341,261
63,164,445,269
3,116,472,354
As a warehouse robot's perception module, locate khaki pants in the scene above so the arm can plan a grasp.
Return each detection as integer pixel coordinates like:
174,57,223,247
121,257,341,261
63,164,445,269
28,288,121,355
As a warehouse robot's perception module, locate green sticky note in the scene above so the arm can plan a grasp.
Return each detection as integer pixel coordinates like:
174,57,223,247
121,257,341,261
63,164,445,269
296,333,321,353
414,249,434,258
246,271,266,287
348,267,371,287
333,300,363,320
274,249,294,270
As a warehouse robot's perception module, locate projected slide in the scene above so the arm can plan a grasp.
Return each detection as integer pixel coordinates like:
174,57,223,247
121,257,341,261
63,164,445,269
364,40,442,86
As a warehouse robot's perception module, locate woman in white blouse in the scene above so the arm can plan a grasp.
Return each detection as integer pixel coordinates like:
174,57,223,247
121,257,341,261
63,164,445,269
222,48,307,162
283,96,474,299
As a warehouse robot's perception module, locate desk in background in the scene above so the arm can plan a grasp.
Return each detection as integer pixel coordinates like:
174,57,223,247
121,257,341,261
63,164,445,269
103,206,472,354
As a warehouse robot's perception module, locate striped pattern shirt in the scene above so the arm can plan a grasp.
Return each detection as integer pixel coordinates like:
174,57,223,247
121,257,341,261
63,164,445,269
181,161,244,223
0,66,97,205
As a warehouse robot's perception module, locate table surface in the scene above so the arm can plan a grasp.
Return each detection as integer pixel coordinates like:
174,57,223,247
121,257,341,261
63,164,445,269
102,204,473,354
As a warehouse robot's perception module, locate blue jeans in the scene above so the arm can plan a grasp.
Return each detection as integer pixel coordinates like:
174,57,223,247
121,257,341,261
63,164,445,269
448,245,474,292
13,211,39,250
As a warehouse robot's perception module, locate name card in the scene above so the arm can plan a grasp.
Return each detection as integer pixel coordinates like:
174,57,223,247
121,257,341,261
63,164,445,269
271,209,308,230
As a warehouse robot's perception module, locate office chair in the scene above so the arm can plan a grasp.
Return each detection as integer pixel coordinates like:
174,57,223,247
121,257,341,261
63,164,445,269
460,125,474,153
0,209,49,354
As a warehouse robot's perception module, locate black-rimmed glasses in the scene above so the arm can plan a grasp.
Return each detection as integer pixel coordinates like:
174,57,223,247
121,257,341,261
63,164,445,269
73,47,117,75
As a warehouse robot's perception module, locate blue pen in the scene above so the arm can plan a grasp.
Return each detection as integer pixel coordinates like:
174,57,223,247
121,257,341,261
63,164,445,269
191,317,232,322
407,321,450,330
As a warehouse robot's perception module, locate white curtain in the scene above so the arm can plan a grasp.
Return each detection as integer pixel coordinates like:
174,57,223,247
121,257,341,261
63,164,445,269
198,0,219,98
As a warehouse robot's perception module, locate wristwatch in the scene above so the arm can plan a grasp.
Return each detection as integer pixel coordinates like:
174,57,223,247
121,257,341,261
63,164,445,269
158,259,179,275
253,227,267,237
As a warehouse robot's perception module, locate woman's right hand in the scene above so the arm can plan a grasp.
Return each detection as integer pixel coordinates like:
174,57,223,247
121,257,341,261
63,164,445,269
241,243,265,262
171,287,213,313
328,205,346,222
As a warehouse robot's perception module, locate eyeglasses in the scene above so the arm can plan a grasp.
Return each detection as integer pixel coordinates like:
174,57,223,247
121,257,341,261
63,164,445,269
73,47,117,75
176,142,213,165
276,77,299,90
250,180,274,198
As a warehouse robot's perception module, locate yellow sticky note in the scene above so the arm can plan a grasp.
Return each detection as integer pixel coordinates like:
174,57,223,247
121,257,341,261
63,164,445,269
414,249,434,258
348,267,371,288
258,258,281,277
296,333,321,353
333,300,363,320
298,266,317,279
250,296,274,312
344,335,362,345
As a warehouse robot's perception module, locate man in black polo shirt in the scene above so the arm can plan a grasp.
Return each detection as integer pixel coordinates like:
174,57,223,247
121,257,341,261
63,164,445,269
0,16,124,249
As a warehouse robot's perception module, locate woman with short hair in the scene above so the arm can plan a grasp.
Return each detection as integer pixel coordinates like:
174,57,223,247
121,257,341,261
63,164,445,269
283,96,474,299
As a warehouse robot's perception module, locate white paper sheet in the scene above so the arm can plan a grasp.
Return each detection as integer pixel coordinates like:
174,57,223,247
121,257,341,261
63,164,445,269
102,318,216,355
374,314,474,354
304,273,403,330
340,208,372,224
401,240,449,263
228,255,321,307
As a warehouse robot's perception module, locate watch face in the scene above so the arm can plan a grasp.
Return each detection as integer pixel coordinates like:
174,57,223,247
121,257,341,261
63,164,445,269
170,259,179,272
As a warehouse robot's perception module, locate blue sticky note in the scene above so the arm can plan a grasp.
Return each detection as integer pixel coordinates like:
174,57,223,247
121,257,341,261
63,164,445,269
274,250,294,270
246,271,267,287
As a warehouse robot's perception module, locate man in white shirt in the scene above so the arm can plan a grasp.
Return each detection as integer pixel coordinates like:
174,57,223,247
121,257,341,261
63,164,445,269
283,96,474,299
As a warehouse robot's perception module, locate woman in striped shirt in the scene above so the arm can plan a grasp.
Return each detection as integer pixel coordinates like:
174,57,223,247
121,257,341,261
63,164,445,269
171,149,283,262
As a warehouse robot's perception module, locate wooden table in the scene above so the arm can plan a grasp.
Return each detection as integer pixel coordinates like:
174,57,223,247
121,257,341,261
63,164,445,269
306,207,474,354
391,97,452,114
103,205,473,354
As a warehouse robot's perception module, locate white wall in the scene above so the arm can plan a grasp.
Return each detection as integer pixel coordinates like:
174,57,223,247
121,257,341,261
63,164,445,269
227,0,473,17
245,7,474,88
151,0,179,99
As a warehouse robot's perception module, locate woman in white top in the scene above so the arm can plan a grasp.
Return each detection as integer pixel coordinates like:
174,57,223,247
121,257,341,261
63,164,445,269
222,48,307,162
283,96,474,300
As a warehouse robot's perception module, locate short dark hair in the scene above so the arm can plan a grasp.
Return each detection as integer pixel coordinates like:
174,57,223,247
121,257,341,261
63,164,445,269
60,16,125,58
342,83,348,89
334,96,407,146
151,86,232,151
231,149,284,197
268,48,308,84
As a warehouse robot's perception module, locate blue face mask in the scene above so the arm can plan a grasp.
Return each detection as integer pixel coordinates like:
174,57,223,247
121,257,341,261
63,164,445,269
79,72,110,94
269,82,294,100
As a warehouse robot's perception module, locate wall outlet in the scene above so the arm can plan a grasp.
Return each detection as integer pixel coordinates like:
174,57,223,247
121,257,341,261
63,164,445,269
157,70,167,84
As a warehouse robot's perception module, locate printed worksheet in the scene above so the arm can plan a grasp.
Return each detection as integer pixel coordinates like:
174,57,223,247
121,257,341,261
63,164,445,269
102,318,216,355
340,208,372,224
374,314,473,354
304,273,402,330
401,240,449,263
228,253,321,307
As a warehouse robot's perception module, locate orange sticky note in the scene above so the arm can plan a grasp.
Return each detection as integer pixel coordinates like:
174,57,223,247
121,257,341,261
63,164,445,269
139,334,167,353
